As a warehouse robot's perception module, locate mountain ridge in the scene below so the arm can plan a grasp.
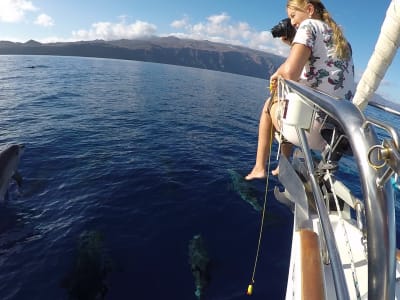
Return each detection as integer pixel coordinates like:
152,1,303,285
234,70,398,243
0,36,285,79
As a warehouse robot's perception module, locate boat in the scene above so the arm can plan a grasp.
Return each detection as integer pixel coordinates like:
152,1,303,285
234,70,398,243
274,79,399,299
268,1,400,298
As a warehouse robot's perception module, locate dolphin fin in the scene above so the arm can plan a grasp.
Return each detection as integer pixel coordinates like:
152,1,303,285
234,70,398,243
12,171,23,187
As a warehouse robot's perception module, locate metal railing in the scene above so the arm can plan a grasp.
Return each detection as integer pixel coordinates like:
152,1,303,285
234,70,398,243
282,79,397,300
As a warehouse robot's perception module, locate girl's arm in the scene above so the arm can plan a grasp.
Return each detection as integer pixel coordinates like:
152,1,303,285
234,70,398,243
270,43,311,86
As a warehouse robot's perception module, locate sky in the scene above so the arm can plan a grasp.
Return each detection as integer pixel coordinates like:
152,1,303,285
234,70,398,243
1,0,399,102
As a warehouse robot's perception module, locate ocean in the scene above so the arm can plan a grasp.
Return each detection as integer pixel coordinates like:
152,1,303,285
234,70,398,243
0,55,398,300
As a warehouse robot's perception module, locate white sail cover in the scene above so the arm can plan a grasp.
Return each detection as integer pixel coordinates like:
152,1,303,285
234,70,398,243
352,0,400,110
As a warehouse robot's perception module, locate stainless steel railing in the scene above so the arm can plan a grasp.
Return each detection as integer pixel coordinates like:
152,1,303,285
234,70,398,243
282,79,397,300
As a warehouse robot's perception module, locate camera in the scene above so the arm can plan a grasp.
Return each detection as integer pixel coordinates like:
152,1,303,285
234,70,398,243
270,18,296,43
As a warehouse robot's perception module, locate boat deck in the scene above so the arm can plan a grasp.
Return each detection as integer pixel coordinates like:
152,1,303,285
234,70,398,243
285,213,400,299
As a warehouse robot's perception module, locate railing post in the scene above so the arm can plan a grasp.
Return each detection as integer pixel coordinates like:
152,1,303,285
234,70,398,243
284,80,396,299
297,128,350,300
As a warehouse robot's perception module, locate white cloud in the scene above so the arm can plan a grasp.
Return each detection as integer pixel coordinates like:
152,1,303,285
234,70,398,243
171,16,189,29
34,13,54,27
169,13,290,56
72,20,157,41
207,13,230,25
35,13,289,57
0,0,37,22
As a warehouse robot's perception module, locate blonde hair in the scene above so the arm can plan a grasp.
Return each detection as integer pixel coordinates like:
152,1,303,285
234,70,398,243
287,0,350,59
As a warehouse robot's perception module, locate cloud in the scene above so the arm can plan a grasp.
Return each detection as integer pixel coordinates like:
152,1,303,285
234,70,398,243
34,13,54,27
72,20,157,41
38,12,289,57
207,12,230,25
171,15,189,29
169,13,290,56
0,0,37,22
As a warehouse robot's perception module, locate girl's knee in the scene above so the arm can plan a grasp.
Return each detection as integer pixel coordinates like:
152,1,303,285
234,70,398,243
263,97,272,112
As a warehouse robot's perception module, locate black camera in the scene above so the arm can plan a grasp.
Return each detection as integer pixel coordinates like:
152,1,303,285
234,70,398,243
270,18,296,43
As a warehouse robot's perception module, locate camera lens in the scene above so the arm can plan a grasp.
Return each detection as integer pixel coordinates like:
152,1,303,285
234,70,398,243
271,22,285,38
270,18,296,42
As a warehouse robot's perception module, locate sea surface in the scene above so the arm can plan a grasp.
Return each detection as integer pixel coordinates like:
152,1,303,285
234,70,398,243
0,55,399,300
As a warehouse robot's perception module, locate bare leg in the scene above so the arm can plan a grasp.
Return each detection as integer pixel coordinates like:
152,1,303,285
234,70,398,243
270,102,293,176
245,98,275,180
271,143,293,176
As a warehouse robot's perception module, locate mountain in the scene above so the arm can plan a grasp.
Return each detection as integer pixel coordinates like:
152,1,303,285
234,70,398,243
0,36,285,79
370,92,400,113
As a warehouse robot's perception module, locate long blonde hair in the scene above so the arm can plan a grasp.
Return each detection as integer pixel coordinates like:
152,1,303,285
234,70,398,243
287,0,351,59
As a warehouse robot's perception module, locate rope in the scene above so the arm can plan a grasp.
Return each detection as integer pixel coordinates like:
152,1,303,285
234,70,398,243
276,77,289,160
247,100,276,295
327,170,362,300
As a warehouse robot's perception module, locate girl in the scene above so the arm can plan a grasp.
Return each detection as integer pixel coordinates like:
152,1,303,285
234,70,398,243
246,0,354,180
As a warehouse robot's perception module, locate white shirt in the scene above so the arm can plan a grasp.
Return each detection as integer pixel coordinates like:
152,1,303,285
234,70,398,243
293,19,355,100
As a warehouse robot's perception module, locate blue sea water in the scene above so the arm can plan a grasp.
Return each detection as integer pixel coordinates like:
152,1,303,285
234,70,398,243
0,55,399,300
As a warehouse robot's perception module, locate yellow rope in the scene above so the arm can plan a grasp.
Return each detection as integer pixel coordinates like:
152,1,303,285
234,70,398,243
247,110,275,295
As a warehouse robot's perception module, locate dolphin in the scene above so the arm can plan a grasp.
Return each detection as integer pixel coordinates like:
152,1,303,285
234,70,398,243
228,169,262,212
188,234,211,300
61,230,112,300
0,144,24,203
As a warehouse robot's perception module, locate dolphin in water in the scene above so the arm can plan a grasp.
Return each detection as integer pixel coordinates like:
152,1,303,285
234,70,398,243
188,234,210,300
0,144,24,203
61,230,112,300
228,169,262,212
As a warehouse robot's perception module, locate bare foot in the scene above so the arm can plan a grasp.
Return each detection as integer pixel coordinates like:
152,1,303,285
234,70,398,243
271,166,279,176
245,168,266,181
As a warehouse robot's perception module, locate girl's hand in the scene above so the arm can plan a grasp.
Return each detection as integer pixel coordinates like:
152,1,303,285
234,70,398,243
281,37,291,46
269,73,279,92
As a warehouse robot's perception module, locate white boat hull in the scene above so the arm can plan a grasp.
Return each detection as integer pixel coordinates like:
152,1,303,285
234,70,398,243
285,213,400,299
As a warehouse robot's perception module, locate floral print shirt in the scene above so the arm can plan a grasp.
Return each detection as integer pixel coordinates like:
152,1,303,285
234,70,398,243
293,19,355,101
